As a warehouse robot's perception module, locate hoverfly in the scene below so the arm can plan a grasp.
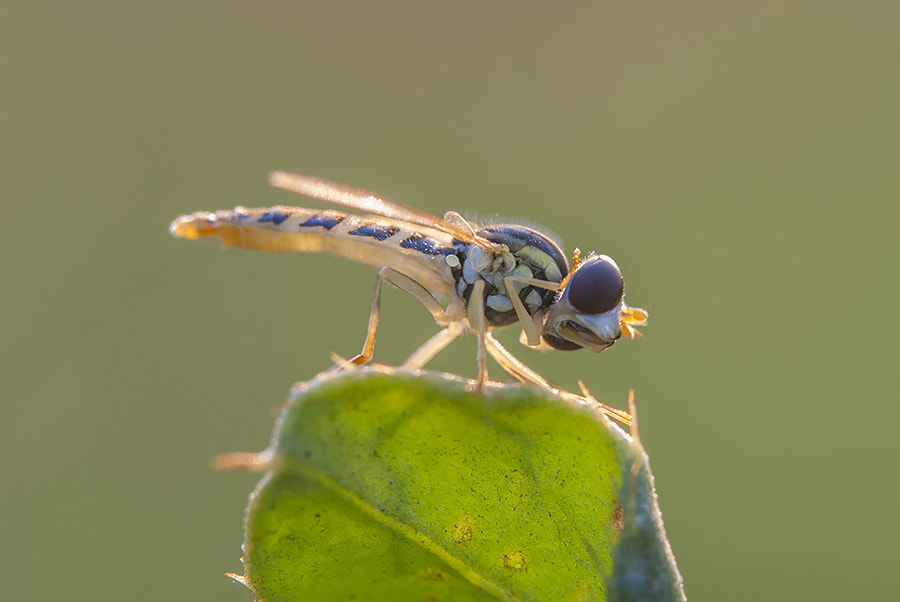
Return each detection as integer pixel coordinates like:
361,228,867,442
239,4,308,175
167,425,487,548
171,172,647,414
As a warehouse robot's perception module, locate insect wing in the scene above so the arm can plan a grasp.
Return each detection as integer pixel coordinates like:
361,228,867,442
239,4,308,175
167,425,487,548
268,171,495,249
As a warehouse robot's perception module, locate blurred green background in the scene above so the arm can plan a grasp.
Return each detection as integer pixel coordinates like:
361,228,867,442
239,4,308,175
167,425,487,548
2,1,897,600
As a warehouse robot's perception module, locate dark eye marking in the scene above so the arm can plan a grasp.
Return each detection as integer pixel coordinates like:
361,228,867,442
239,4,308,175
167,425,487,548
567,257,624,314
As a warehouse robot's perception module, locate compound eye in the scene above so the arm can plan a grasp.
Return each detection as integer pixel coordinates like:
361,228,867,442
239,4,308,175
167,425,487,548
567,257,624,314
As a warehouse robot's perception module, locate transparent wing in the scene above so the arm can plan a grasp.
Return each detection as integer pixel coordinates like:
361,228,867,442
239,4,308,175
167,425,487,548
268,171,496,249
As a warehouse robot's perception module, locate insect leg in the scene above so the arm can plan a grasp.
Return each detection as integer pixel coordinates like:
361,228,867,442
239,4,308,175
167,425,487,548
501,275,559,347
467,279,488,388
486,333,633,426
484,332,553,390
401,322,465,370
347,266,448,367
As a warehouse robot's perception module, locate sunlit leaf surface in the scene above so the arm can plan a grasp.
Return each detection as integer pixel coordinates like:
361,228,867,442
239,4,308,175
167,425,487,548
232,370,684,601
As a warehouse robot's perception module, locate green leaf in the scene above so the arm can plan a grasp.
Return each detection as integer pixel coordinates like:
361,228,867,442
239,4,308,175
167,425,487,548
229,370,684,601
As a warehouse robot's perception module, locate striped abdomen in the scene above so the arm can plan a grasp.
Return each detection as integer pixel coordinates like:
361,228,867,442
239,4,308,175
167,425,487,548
170,206,460,296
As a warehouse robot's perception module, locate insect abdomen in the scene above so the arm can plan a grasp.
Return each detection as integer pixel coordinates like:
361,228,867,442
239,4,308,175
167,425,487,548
170,206,460,296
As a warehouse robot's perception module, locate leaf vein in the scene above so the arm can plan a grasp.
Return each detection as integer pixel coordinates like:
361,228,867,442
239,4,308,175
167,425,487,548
294,461,521,602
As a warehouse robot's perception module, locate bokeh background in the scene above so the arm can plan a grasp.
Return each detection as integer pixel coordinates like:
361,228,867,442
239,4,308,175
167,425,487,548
2,1,897,600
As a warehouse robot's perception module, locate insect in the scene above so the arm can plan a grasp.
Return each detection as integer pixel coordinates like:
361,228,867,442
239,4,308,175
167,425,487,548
170,171,648,402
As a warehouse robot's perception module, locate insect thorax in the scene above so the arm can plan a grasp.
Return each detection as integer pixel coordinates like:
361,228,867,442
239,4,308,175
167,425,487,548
454,225,570,327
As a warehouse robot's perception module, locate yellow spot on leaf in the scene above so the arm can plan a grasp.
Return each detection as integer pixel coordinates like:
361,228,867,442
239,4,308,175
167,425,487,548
502,550,527,572
450,517,474,544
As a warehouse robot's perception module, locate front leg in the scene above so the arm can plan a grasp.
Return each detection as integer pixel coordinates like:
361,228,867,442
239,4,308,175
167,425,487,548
485,333,633,426
483,332,553,390
502,275,561,347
